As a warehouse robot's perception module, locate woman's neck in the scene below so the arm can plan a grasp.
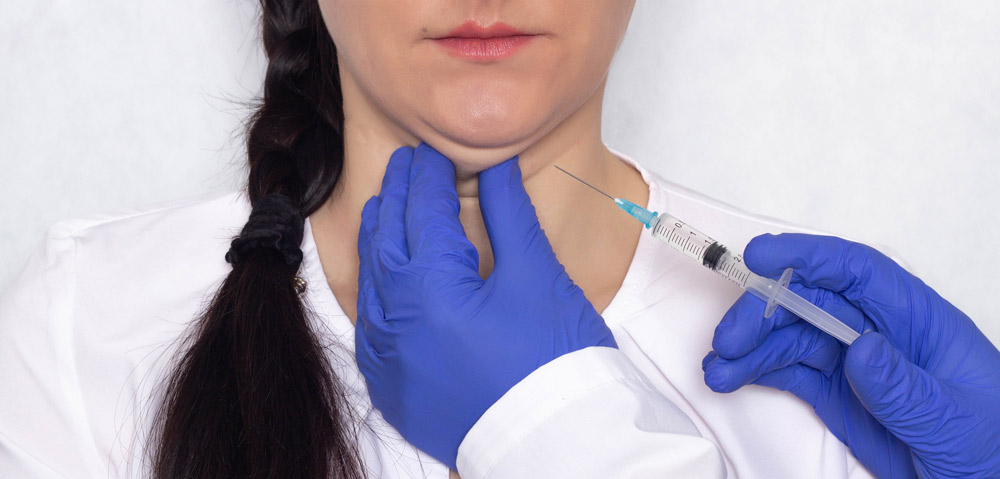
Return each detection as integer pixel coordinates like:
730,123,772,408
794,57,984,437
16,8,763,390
310,79,649,322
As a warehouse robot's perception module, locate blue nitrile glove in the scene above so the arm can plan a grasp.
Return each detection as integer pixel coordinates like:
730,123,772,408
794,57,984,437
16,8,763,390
354,142,618,469
702,234,1000,478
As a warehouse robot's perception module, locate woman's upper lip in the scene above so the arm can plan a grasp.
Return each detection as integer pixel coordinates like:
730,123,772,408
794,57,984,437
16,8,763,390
437,20,531,39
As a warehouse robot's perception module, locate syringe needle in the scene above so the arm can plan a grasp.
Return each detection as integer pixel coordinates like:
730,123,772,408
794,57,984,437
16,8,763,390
556,167,860,345
554,164,615,200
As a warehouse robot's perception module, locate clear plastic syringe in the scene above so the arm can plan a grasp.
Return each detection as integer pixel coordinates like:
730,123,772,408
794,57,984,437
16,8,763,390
555,165,860,345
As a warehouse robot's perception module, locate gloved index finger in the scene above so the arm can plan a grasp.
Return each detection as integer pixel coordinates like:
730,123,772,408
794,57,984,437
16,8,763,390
477,157,554,275
712,291,783,359
374,146,414,268
714,283,869,359
404,142,479,271
357,195,391,354
744,233,903,297
743,233,921,337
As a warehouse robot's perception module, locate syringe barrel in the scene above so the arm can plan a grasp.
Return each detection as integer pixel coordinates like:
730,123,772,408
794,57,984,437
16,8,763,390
645,214,859,345
646,214,754,288
647,214,721,265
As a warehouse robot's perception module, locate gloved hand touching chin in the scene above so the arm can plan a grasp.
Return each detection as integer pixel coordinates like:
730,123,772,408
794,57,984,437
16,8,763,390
702,233,1000,478
355,142,617,469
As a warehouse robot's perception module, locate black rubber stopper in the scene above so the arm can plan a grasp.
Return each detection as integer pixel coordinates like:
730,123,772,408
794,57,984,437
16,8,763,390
702,242,728,270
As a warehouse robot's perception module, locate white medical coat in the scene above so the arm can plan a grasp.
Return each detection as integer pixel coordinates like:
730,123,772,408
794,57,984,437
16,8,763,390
0,151,873,478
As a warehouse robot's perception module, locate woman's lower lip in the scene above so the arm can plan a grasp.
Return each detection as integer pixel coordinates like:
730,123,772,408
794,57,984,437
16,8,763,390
432,35,538,62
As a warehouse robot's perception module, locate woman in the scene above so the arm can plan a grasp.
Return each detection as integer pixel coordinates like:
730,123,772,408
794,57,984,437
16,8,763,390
0,0,868,477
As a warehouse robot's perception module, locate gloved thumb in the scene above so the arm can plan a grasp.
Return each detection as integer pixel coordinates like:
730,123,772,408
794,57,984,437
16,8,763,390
478,158,558,274
845,332,946,444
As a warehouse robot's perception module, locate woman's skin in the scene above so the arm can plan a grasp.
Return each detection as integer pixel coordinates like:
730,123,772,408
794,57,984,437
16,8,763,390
311,0,645,324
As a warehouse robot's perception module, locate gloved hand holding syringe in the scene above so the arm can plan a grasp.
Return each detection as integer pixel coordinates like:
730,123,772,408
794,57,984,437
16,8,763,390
560,161,1000,477
555,165,860,345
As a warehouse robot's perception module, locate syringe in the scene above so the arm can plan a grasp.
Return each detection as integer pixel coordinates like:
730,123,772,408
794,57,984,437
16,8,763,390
555,165,859,345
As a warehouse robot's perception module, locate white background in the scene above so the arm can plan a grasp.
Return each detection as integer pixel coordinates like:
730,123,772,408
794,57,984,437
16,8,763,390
2,1,998,344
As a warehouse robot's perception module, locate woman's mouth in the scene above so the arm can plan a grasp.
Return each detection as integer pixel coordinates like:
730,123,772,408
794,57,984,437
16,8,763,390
432,21,540,62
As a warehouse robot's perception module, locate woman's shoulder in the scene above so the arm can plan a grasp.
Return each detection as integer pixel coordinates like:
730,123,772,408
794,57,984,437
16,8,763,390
51,191,250,248
2,191,252,327
52,191,248,266
0,192,255,477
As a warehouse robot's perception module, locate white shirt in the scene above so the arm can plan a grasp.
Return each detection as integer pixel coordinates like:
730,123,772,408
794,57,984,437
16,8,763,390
0,150,871,478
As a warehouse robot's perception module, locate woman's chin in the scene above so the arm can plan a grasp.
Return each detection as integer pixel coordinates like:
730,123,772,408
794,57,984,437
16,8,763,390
440,126,529,149
425,138,523,180
424,111,550,152
429,133,533,169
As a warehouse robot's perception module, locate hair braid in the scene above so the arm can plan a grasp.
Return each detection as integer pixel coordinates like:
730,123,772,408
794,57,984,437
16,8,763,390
151,0,363,477
248,0,343,210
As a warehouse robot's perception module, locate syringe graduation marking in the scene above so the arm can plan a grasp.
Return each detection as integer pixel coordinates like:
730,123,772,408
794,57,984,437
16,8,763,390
718,259,750,287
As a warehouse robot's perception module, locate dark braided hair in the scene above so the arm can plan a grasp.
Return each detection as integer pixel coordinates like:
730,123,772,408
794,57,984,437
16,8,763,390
150,0,364,477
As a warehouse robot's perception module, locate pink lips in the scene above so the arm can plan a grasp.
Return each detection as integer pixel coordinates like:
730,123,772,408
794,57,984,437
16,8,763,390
432,21,539,62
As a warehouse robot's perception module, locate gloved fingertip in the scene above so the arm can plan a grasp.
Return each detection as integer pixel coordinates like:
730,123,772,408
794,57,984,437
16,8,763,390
745,233,777,248
409,142,456,191
711,321,741,358
414,141,448,162
382,146,415,190
844,332,905,408
359,197,380,250
701,351,718,371
361,195,380,221
477,155,547,270
388,145,415,166
745,234,796,279
713,294,768,358
477,156,521,194
703,362,735,393
743,234,777,263
391,145,416,157
846,331,892,370
503,155,521,174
